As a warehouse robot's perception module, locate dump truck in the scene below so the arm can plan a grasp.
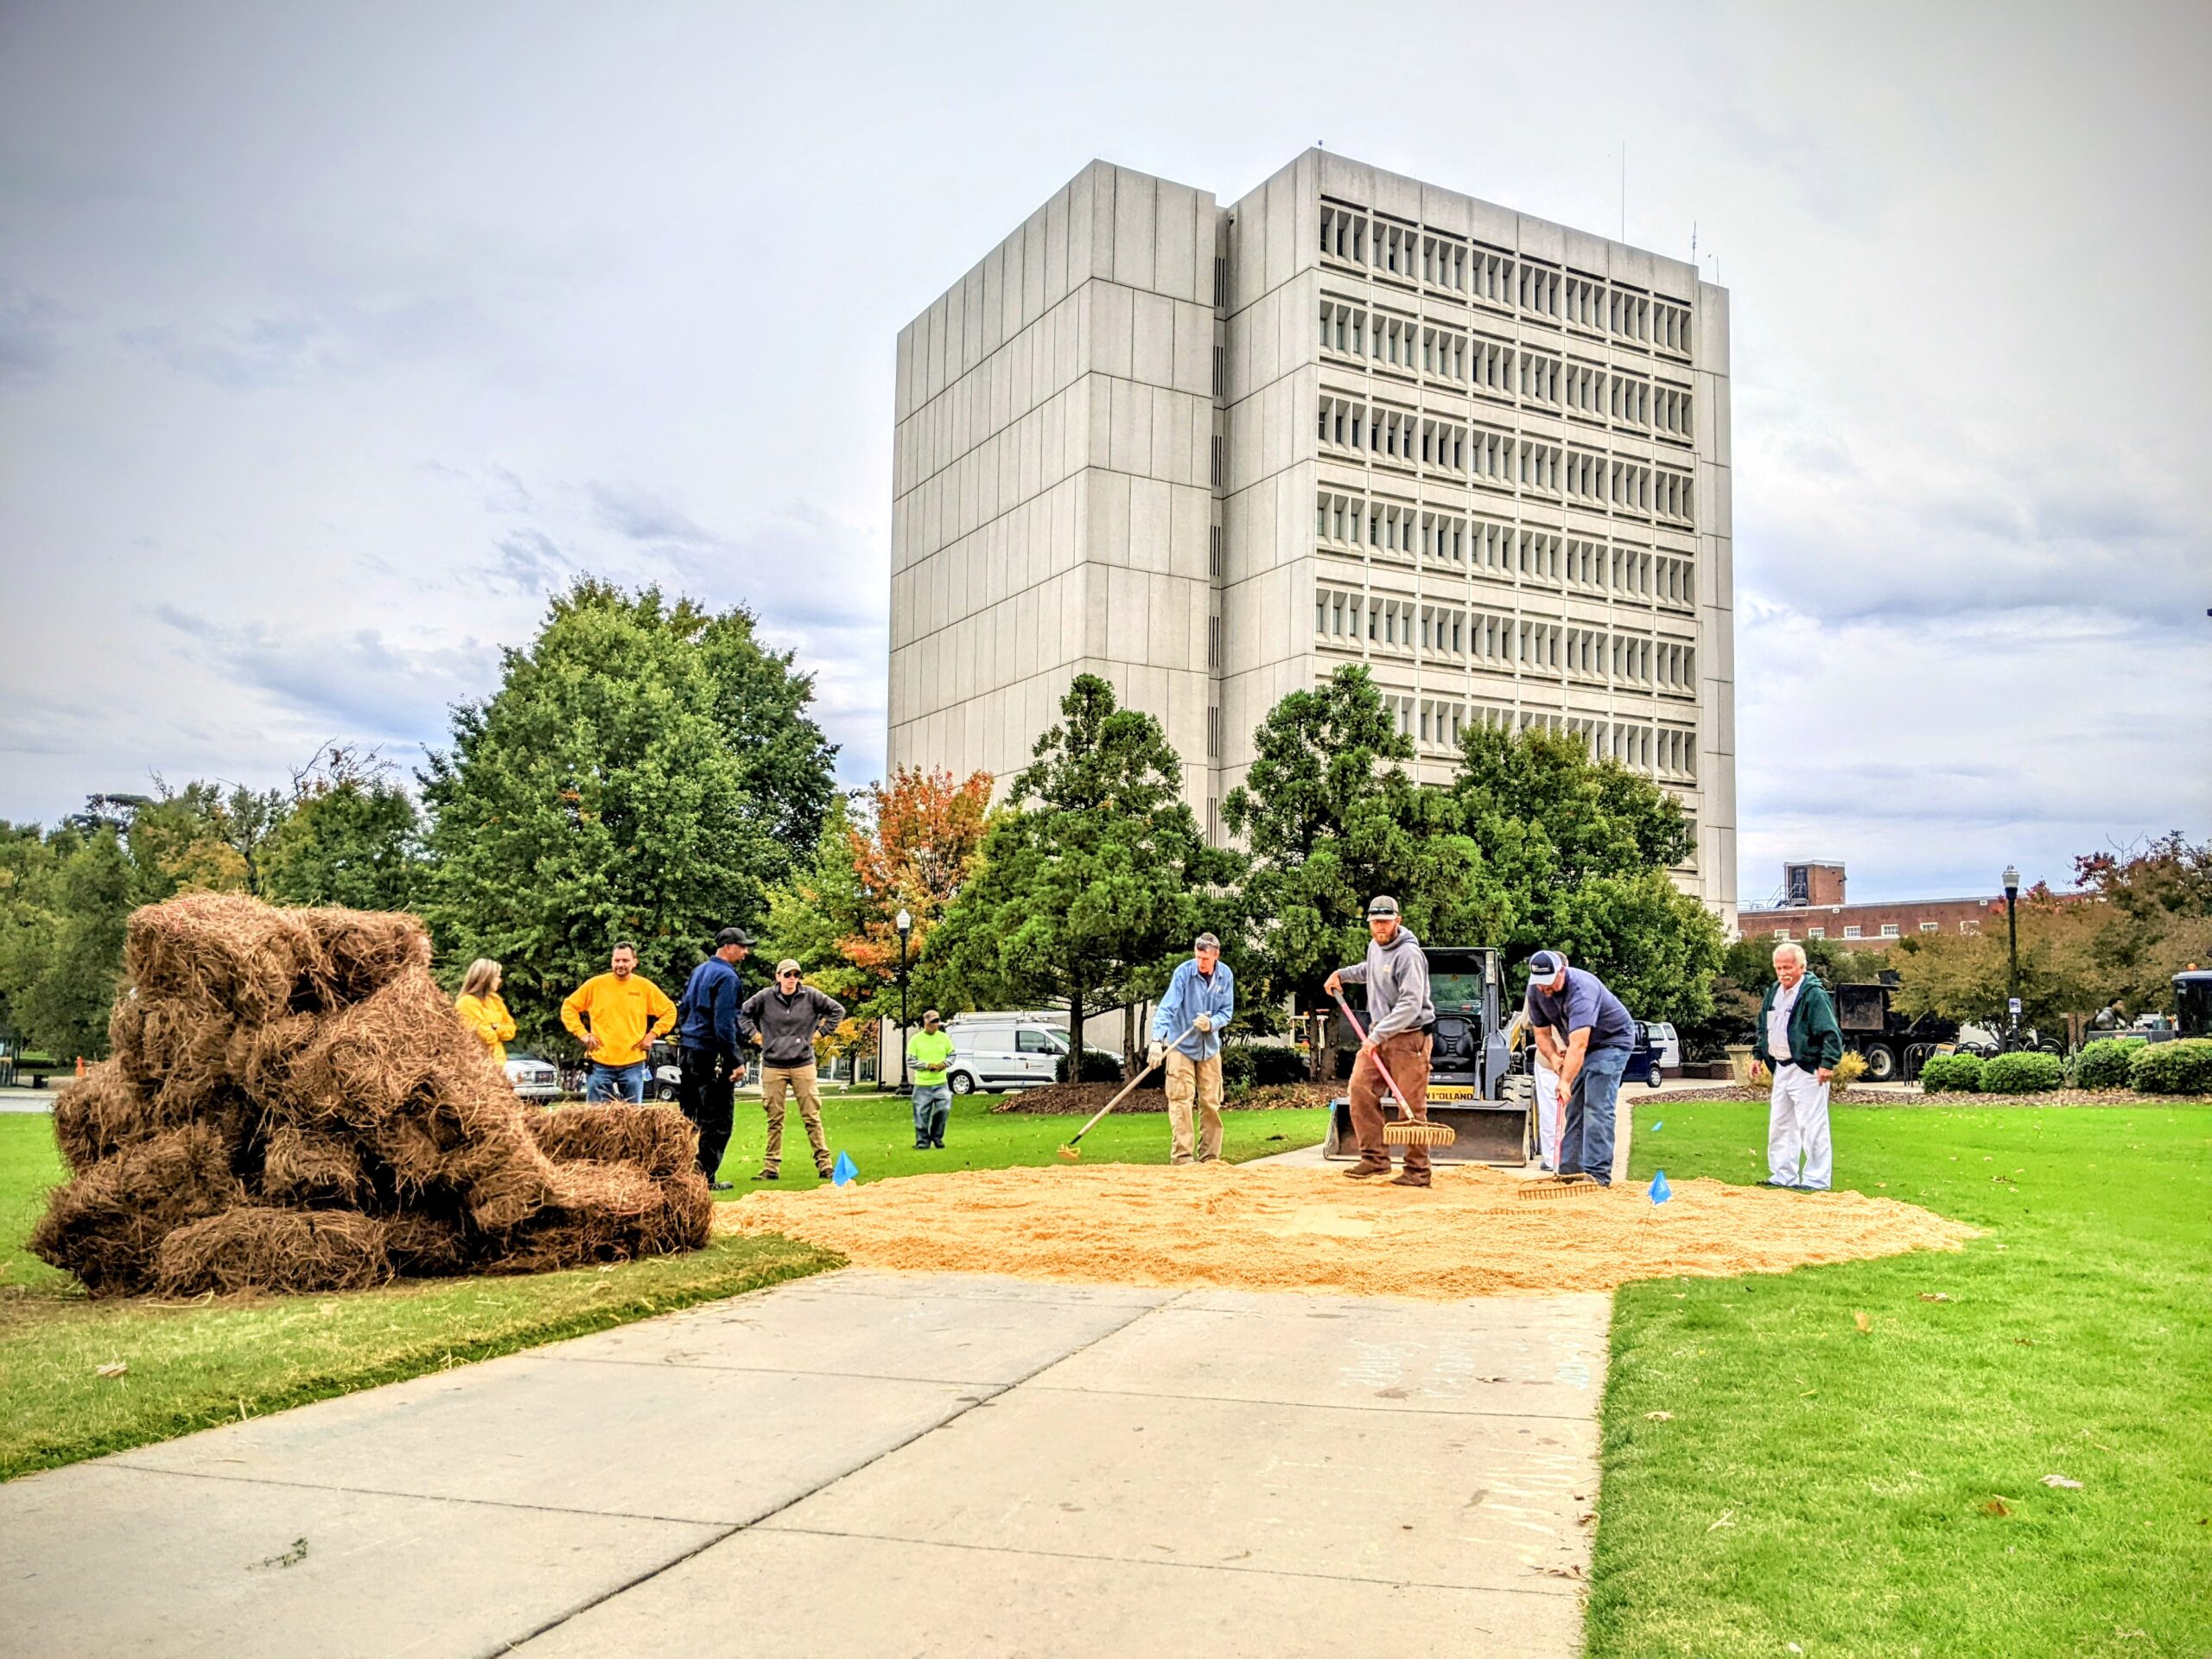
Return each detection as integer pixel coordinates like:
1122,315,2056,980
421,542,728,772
1831,982,1959,1081
1322,944,1535,1165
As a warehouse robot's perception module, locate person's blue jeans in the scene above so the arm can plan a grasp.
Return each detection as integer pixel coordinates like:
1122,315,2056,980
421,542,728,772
586,1060,650,1104
911,1083,951,1147
1560,1046,1630,1185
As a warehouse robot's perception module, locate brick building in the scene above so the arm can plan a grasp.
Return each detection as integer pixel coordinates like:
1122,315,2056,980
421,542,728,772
1735,861,2011,949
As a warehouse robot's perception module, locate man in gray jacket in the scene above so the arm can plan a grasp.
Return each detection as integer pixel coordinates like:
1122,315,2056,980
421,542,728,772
1324,895,1438,1187
741,961,846,1181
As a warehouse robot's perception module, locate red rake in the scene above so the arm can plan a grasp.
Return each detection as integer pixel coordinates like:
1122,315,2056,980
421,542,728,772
1332,991,1455,1148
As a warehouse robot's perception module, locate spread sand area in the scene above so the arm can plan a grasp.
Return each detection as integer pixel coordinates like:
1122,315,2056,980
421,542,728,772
718,1162,1978,1300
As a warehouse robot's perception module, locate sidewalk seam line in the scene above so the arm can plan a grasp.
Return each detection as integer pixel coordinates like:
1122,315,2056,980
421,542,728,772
750,1521,1584,1599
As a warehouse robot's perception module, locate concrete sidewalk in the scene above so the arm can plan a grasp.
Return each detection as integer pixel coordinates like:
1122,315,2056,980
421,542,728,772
0,1268,1608,1657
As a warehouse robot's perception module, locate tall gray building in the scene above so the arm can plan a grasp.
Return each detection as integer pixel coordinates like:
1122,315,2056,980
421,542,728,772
889,150,1736,926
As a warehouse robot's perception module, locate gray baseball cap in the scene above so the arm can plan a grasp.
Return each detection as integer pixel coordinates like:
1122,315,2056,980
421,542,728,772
1366,895,1400,918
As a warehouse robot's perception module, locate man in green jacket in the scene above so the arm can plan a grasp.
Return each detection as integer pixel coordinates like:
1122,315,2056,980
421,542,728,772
1752,940,1846,1190
907,1009,955,1150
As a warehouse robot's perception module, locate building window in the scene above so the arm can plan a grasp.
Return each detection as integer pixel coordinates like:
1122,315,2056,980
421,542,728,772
1881,924,1900,938
1843,925,1863,940
1808,928,1826,940
1772,930,1791,943
1921,921,1940,934
1961,920,1979,934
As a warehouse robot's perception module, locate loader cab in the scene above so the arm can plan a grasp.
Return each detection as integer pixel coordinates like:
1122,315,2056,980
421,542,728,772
2175,972,2212,1039
1325,943,1532,1165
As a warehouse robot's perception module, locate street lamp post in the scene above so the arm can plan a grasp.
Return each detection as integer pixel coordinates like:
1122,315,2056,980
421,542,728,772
895,908,912,1093
2002,864,2021,1048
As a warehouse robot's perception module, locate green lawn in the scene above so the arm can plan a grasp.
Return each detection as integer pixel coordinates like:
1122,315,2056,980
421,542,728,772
1591,1099,2212,1659
0,1092,1325,1481
702,1089,1331,1192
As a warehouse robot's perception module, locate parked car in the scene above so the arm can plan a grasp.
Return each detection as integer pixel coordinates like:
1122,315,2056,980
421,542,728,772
503,1051,563,1103
942,1015,1119,1095
1628,1023,1667,1090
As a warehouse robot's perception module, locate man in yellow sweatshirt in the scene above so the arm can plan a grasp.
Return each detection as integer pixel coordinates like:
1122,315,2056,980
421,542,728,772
561,942,677,1104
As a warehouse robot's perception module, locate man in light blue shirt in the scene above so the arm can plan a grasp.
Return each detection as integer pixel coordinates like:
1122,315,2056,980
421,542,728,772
1150,932,1236,1164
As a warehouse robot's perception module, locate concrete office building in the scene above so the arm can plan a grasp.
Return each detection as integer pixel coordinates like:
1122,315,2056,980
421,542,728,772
888,150,1736,925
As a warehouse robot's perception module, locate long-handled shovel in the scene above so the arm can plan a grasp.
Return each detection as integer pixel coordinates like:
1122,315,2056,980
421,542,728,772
1332,992,1454,1149
1057,1021,1199,1163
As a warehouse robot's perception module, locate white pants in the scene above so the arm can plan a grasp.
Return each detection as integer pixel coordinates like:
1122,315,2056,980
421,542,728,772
1534,1065,1560,1167
1768,1065,1832,1190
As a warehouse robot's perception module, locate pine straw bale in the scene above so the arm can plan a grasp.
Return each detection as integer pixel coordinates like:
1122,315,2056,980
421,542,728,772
154,1207,391,1297
528,1103,697,1180
383,1211,476,1278
481,1160,711,1274
120,892,429,1030
51,1063,152,1173
29,1123,247,1296
372,1090,558,1230
123,892,315,1027
259,1124,372,1208
108,994,240,1121
276,963,508,1133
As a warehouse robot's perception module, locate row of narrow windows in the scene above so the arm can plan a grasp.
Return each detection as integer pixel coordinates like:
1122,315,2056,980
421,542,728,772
1313,493,1695,608
1314,588,1698,696
1359,689,1700,782
1318,397,1694,522
1319,301,1694,438
1319,203,1694,354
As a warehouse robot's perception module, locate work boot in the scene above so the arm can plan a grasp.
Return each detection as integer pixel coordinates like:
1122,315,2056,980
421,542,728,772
709,1180,734,1192
753,1168,779,1181
1389,1171,1431,1189
1344,1161,1392,1179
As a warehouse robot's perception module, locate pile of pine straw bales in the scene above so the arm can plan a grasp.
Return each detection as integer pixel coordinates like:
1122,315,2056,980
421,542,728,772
31,893,711,1297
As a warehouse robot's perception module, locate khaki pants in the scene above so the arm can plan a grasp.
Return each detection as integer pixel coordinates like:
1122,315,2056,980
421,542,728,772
1347,1030,1433,1179
1165,1051,1224,1164
761,1065,830,1174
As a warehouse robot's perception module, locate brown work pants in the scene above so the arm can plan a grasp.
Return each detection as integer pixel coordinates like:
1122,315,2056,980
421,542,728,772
1165,1050,1224,1164
1347,1030,1434,1176
760,1065,830,1174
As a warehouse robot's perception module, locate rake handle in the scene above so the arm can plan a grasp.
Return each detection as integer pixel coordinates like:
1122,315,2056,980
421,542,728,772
1331,992,1418,1119
1065,1020,1200,1148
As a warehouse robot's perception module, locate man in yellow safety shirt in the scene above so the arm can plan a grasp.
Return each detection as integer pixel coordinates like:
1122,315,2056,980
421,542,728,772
561,941,677,1104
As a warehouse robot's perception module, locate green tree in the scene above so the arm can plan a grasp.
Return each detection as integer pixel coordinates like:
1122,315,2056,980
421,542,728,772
931,676,1236,1060
421,579,836,1049
1449,724,1725,1026
0,785,264,1058
260,747,426,912
1223,667,1503,1070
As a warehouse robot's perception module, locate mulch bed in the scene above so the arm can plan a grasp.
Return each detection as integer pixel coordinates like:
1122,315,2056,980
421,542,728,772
1664,1086,2164,1109
988,1081,1338,1116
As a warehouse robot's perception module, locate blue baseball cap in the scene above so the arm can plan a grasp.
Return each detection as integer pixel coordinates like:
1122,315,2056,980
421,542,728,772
1526,950,1567,980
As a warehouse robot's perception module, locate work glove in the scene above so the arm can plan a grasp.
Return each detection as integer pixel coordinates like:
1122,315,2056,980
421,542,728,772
1192,1013,1213,1034
1147,1040,1166,1068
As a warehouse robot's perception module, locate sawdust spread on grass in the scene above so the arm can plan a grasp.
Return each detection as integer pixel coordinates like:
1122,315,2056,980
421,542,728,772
716,1162,1978,1300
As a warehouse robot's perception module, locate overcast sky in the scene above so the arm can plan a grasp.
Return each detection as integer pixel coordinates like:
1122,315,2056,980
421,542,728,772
1,1,2204,906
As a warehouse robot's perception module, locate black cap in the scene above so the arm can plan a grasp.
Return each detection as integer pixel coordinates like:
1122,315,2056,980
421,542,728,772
715,926,754,949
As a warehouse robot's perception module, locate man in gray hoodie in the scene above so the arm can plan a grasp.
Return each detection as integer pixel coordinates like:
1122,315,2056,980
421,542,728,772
1324,895,1438,1187
741,961,846,1181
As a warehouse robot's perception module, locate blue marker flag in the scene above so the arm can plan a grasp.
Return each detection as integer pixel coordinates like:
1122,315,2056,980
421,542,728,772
1650,1121,1663,1133
1649,1169,1671,1205
831,1150,858,1187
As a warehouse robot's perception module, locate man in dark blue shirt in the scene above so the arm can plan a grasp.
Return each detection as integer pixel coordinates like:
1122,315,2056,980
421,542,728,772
675,926,755,1188
1522,950,1636,1186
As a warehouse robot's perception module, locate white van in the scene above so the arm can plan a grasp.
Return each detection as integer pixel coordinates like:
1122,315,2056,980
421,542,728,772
943,1015,1119,1094
1647,1021,1681,1071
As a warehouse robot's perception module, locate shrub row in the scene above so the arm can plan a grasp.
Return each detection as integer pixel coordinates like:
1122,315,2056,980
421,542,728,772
2132,1038,2212,1095
1918,1053,1985,1093
1920,1038,2212,1096
1222,1042,1311,1089
2070,1037,2145,1090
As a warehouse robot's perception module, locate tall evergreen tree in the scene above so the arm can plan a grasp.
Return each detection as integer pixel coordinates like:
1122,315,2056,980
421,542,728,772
931,676,1236,1059
1224,666,1504,1065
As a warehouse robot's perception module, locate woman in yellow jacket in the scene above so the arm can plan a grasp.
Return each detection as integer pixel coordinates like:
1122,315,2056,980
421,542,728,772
455,958,516,1067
